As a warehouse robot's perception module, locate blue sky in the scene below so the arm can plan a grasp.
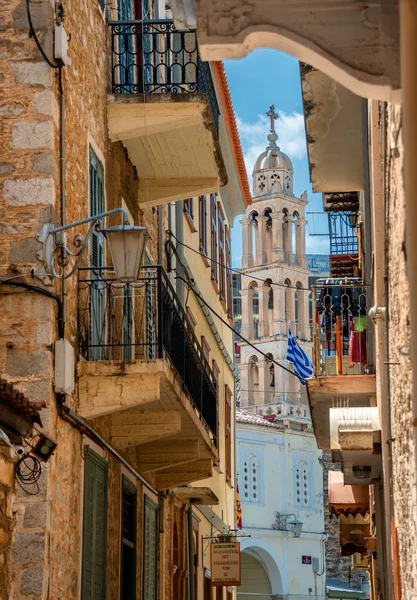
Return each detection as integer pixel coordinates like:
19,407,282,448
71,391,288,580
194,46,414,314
224,49,330,266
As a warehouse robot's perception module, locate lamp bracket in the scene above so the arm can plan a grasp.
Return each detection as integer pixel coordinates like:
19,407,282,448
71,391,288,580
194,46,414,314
35,208,129,285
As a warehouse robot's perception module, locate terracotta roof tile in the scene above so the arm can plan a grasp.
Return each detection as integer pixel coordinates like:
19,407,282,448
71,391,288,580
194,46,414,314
0,378,45,423
236,409,285,429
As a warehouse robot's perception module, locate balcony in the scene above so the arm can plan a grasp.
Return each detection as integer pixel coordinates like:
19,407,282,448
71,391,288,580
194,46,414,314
107,20,227,205
307,279,376,449
76,266,218,489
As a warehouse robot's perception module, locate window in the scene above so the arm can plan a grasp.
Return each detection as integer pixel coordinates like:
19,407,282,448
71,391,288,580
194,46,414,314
218,206,226,301
89,146,105,361
199,195,208,256
186,306,197,332
243,454,260,502
81,449,108,600
210,194,218,283
184,198,196,231
295,461,309,506
225,385,232,484
225,225,232,317
201,336,211,363
121,477,137,600
143,496,158,600
213,360,220,456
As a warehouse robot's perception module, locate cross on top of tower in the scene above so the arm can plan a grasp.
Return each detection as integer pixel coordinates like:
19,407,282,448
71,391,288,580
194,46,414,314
266,104,279,147
266,104,278,134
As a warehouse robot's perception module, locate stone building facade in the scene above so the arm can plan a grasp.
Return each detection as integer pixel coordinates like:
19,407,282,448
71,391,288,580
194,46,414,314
0,1,249,599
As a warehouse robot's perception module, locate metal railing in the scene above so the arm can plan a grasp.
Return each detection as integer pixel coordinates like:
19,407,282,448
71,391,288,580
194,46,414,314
78,266,218,442
109,19,220,134
312,279,373,376
243,397,311,421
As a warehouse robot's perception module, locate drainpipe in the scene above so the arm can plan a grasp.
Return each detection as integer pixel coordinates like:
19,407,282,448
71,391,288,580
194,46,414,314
187,504,195,600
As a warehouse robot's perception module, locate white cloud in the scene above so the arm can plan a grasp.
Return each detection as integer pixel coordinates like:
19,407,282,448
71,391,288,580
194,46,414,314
236,111,307,181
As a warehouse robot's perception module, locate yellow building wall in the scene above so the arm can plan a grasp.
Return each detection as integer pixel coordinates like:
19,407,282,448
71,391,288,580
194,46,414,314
179,192,237,598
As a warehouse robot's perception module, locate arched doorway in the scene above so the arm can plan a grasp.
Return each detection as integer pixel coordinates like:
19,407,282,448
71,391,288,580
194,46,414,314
238,552,272,599
238,540,284,598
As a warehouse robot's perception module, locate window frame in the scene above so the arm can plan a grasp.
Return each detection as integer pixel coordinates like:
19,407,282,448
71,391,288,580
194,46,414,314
210,193,218,285
225,224,232,318
198,195,209,265
225,384,232,485
143,495,159,600
184,198,197,232
81,449,108,600
121,476,137,600
201,336,211,363
218,205,226,303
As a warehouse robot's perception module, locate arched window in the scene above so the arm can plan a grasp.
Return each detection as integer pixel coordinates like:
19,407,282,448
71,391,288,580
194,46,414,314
284,278,292,328
250,283,259,339
295,460,309,507
243,454,260,502
295,282,303,336
248,356,259,406
265,353,275,390
249,212,258,263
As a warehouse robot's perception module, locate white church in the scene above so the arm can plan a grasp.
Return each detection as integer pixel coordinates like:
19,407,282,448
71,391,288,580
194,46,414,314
236,106,326,600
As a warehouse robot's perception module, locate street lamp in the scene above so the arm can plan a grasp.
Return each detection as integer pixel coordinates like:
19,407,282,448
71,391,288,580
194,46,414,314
36,208,148,284
274,513,304,538
288,518,303,538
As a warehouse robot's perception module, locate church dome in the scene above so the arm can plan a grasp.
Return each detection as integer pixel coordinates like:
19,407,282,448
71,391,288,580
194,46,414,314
253,145,293,174
252,105,294,197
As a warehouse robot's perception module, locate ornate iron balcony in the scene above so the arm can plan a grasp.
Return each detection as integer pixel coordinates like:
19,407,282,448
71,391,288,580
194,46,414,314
78,265,218,442
109,19,220,134
311,280,374,376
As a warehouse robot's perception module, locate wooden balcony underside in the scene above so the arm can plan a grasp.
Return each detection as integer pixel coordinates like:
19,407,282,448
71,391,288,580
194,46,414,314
77,358,217,488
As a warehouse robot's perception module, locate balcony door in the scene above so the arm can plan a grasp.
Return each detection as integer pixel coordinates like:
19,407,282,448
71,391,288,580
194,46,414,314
89,147,105,361
118,0,135,93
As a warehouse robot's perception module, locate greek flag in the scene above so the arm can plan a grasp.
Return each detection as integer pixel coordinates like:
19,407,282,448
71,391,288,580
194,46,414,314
286,329,314,385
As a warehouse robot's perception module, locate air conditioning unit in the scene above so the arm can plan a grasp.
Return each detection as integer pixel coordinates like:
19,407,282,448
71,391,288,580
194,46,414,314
351,553,369,570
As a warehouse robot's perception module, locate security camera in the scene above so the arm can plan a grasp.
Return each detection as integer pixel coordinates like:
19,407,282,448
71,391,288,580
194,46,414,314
13,446,25,457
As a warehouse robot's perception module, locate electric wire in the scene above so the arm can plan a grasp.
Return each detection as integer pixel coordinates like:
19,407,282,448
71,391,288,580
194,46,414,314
15,454,42,495
25,0,61,68
175,275,303,383
168,231,311,292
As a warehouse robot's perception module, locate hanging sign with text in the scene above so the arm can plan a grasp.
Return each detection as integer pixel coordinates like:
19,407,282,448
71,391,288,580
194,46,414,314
211,541,241,586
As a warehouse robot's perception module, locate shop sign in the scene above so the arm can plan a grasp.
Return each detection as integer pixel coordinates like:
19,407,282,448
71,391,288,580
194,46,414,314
302,555,312,564
211,541,241,586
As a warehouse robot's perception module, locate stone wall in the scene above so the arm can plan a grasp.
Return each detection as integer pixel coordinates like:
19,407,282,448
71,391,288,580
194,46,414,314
384,103,417,597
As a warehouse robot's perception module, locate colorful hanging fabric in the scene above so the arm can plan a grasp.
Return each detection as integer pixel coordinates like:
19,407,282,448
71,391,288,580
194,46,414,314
335,315,343,375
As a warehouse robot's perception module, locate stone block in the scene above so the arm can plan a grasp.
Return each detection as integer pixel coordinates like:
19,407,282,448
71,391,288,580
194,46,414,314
31,153,58,180
10,238,41,264
3,178,55,206
33,90,59,124
20,566,45,595
23,503,47,529
13,1,53,30
0,104,24,116
11,62,51,88
18,380,52,405
0,164,15,175
17,468,47,500
14,533,45,564
11,121,53,150
6,348,51,378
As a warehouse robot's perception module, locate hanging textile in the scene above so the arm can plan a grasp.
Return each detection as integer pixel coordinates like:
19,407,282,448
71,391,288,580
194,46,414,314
348,318,367,368
335,315,343,375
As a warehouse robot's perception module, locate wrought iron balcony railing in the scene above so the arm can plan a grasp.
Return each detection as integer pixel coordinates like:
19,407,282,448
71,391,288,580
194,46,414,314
312,279,374,376
78,266,218,442
109,19,220,134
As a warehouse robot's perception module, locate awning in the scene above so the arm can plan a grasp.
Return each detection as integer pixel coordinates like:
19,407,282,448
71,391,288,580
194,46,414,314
329,471,370,518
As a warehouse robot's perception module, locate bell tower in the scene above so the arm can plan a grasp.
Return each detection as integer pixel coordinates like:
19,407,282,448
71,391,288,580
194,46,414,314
238,106,312,426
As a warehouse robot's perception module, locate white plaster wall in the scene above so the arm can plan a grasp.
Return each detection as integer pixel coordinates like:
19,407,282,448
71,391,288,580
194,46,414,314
237,423,326,598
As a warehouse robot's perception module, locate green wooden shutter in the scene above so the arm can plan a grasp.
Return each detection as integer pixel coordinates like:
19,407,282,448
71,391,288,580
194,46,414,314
143,496,158,600
89,147,105,360
81,449,108,600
